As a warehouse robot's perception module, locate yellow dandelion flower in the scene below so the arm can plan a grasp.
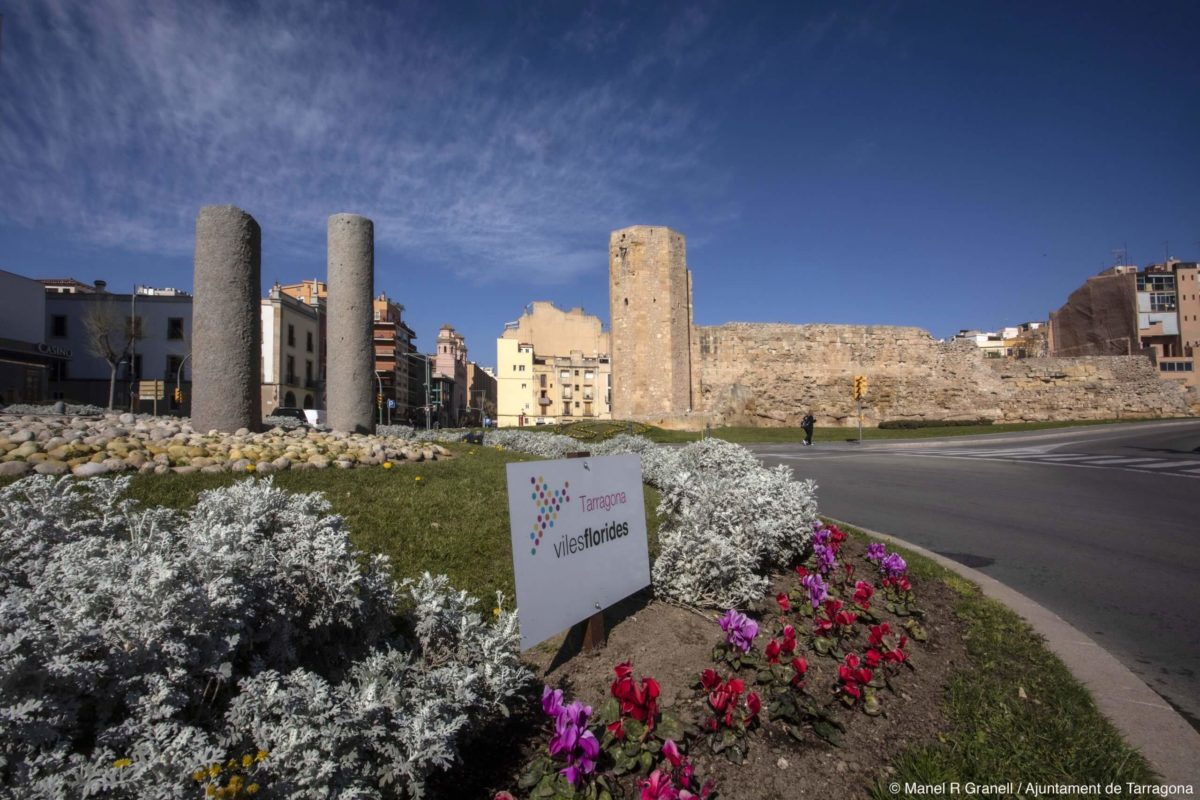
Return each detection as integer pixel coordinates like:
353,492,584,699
228,775,244,791
242,754,253,768
245,464,256,473
492,607,501,617
247,784,260,795
255,750,268,762
227,758,238,770
112,757,132,768
192,768,207,782
414,476,422,481
209,764,222,778
206,786,216,798
383,461,393,469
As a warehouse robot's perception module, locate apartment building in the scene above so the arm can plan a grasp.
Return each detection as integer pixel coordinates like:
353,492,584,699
372,292,418,419
496,302,612,427
42,283,194,410
0,270,57,404
261,284,322,416
1049,260,1198,387
951,322,1046,358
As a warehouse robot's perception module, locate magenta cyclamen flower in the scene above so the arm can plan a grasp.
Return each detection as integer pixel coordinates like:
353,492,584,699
542,685,564,717
718,609,758,653
547,699,599,786
800,572,828,609
880,553,908,578
866,542,887,563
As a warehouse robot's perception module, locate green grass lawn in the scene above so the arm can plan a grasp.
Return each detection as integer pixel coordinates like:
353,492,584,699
115,443,662,604
839,525,1158,795
552,417,1167,444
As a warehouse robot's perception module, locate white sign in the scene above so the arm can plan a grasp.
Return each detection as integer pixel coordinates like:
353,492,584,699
506,453,650,651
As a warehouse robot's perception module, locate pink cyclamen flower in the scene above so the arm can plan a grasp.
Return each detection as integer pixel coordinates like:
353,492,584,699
662,739,682,768
866,542,887,563
718,609,758,653
641,770,680,800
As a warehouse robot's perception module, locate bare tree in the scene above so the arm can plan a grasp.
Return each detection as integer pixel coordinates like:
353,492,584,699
82,298,140,410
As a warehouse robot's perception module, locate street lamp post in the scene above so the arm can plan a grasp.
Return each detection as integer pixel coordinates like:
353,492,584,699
400,351,432,430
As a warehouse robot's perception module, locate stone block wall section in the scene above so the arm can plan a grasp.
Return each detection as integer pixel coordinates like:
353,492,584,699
191,205,262,434
692,323,1196,427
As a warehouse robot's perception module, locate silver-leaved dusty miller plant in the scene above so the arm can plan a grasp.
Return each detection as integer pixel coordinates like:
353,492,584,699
0,475,528,799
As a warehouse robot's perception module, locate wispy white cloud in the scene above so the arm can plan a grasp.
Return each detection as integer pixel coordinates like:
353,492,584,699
0,0,715,284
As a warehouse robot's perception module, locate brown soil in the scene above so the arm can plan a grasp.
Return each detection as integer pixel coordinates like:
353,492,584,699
435,537,971,800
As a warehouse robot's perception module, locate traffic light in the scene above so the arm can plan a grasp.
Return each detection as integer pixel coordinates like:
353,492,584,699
376,393,384,408
853,375,868,401
173,387,183,404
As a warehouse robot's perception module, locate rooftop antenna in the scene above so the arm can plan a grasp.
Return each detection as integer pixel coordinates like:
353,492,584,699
1111,246,1127,266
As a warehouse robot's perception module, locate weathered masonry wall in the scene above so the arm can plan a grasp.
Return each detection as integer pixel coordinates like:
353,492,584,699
694,323,1196,426
609,226,694,418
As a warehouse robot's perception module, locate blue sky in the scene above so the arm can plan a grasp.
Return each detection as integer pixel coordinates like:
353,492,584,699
2,0,1197,369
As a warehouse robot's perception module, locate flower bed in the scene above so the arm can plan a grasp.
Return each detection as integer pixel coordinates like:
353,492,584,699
496,523,968,799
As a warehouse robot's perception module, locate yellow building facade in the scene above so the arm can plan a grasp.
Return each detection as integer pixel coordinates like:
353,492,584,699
496,302,612,427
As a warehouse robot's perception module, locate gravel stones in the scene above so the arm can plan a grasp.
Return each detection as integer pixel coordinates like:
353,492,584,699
0,412,449,479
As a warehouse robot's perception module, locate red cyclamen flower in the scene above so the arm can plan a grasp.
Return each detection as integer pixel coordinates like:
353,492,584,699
776,592,791,612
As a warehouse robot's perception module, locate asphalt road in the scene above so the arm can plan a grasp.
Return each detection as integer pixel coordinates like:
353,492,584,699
748,419,1200,729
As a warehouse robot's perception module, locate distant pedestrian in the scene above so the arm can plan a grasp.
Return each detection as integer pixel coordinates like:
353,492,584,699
800,413,815,446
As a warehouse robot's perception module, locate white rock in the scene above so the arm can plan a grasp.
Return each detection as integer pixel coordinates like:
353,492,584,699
72,462,110,478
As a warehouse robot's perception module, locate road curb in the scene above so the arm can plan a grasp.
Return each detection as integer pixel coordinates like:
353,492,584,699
826,516,1200,790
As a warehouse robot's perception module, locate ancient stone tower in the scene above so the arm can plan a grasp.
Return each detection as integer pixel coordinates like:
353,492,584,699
608,226,695,419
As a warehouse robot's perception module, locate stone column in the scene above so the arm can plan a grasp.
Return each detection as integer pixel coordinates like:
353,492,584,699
326,213,376,434
191,205,262,434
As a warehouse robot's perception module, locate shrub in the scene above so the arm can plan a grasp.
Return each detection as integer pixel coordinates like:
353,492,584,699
877,418,994,429
0,476,527,799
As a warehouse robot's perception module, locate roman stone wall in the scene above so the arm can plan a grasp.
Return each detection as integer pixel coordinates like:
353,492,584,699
693,323,1195,427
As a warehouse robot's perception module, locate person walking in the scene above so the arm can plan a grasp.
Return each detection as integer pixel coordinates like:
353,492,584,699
800,412,815,446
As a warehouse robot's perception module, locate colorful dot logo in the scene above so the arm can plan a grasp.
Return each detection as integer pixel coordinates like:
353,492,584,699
528,474,570,556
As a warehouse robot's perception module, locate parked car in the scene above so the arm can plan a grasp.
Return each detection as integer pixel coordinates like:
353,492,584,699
267,407,309,425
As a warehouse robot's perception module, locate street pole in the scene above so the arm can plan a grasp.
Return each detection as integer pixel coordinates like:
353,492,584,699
374,371,383,426
425,357,431,431
175,352,192,412
858,399,863,444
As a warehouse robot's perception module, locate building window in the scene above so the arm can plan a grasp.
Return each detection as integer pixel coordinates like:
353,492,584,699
167,318,184,339
284,391,296,407
539,373,547,388
584,370,594,380
560,369,570,379
50,360,68,381
307,331,314,352
305,360,313,385
286,355,296,385
51,315,67,337
1149,292,1176,312
287,324,295,347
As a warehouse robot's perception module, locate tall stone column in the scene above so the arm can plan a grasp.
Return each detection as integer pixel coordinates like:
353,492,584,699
326,213,376,434
191,205,262,434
